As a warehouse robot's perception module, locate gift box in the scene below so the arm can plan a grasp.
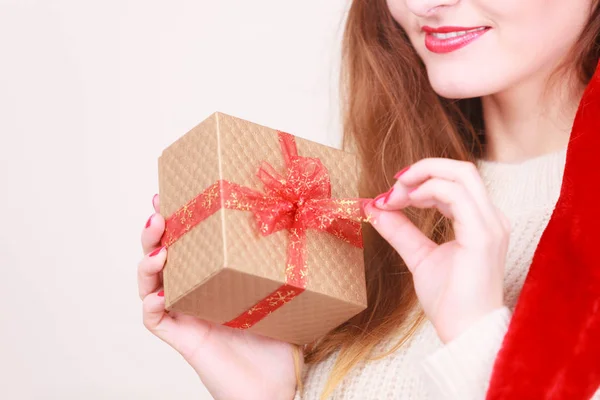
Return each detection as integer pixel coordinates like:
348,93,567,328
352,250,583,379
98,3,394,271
157,111,370,345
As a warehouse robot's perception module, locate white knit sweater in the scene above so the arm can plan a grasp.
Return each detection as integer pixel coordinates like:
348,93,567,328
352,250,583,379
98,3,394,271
294,146,600,399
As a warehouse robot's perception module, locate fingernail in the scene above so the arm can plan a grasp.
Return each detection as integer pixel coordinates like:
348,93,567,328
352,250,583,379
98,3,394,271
375,187,393,207
394,166,410,179
383,187,394,204
408,187,418,195
373,192,387,207
149,246,165,257
157,290,164,297
145,214,154,228
152,193,158,207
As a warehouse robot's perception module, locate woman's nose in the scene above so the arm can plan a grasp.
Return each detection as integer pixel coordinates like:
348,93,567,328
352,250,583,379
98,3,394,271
404,0,460,17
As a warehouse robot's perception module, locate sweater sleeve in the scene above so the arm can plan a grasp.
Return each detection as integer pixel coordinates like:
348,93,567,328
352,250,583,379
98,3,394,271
420,306,512,400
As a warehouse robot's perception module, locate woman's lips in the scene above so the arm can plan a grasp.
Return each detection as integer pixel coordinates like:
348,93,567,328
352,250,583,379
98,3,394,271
422,26,491,54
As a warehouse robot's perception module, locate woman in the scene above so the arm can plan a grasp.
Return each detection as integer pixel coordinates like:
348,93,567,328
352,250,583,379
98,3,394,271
138,0,600,399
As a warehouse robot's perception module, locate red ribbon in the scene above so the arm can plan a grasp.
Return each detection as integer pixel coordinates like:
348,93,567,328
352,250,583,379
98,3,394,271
161,131,371,329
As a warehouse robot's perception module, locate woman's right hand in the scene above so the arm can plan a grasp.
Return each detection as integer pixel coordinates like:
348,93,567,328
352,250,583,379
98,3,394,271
138,194,300,400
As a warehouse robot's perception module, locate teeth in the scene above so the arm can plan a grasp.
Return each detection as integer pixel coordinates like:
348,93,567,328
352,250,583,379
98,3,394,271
431,27,486,39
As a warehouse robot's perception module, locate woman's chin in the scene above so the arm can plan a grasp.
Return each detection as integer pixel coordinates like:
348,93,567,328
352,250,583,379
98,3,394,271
426,67,504,99
430,80,494,100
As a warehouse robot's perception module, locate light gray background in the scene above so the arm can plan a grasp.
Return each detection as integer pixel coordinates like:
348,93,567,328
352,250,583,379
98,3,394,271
0,1,350,398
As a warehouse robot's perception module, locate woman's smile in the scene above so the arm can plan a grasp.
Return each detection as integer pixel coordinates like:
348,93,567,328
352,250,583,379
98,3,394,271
422,25,491,53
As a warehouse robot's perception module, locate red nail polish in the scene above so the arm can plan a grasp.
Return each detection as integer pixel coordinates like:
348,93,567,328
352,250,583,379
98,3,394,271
157,290,164,297
145,214,153,228
149,246,164,257
373,192,387,205
374,188,393,207
394,166,410,179
383,187,394,204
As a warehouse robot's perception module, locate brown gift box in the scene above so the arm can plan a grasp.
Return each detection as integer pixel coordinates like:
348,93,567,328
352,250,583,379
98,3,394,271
157,111,368,345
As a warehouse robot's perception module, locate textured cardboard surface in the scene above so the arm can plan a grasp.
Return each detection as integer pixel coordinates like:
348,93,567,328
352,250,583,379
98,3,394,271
158,112,367,344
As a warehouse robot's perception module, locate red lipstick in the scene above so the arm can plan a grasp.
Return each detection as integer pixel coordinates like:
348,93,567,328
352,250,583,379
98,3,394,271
422,26,490,54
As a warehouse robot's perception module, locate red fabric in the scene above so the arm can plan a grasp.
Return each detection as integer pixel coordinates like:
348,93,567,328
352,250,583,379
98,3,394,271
162,131,371,330
486,62,600,399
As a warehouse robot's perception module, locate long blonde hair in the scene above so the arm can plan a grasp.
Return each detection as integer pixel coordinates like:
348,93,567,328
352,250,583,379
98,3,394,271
293,1,600,398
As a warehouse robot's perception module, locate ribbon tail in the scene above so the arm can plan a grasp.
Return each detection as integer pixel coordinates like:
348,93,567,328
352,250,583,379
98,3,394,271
296,198,372,248
324,219,364,249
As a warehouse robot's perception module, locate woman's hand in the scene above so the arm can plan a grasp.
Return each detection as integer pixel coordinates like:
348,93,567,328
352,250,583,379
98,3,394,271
365,159,510,344
138,195,299,400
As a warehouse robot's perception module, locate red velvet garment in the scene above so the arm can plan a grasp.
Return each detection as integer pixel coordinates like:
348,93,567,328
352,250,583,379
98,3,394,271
485,61,600,399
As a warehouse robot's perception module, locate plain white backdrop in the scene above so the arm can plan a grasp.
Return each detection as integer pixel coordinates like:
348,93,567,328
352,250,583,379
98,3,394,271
0,1,350,398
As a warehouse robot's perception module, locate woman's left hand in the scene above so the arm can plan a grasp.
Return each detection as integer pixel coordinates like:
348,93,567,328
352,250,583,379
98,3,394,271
364,158,511,343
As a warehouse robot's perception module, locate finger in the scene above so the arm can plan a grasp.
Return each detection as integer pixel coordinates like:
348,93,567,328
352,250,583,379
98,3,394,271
407,178,487,242
141,212,166,255
142,290,179,343
403,195,453,220
138,246,167,299
152,193,160,213
364,201,436,273
394,159,498,223
143,291,214,362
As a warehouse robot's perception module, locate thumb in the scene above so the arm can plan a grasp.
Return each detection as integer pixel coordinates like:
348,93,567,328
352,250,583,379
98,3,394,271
142,291,213,362
142,291,181,346
365,201,436,273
